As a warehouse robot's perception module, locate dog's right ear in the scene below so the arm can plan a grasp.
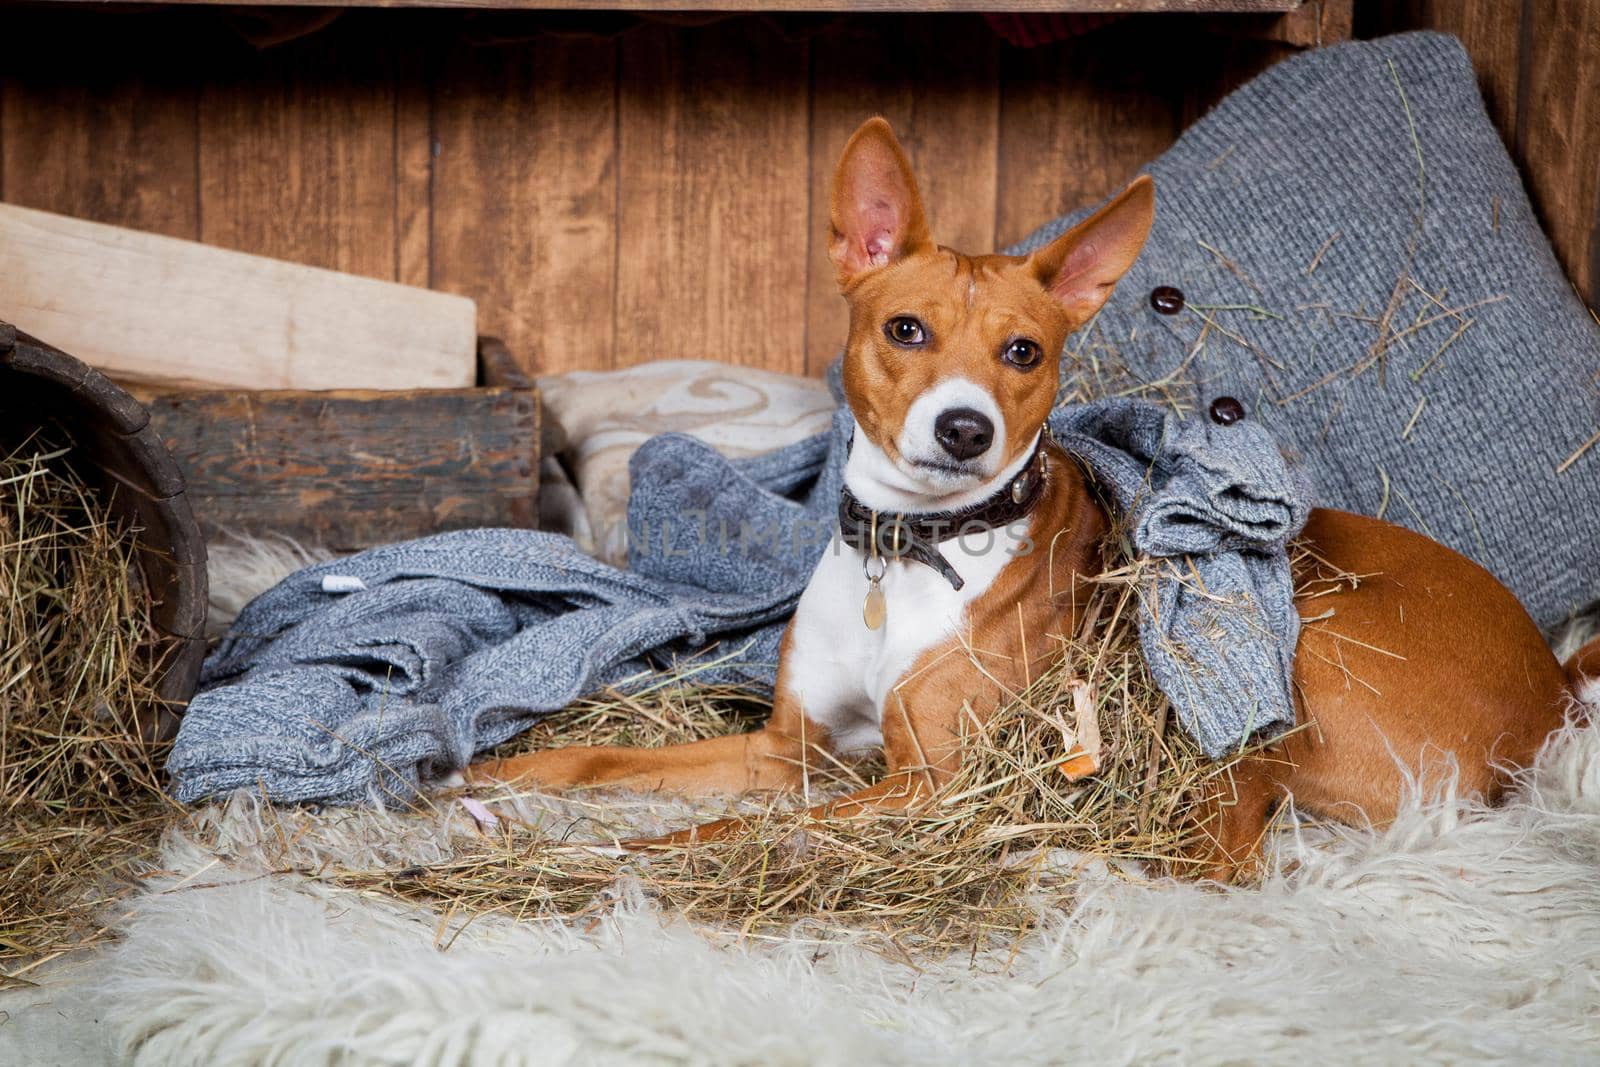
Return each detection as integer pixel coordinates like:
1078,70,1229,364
828,117,932,288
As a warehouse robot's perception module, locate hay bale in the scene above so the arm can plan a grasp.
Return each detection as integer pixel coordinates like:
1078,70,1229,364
0,438,173,973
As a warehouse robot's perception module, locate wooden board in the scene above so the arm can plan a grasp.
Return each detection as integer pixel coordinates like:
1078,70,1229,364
27,1,1307,9
0,46,200,242
996,21,1181,248
1177,31,1294,130
17,3,1581,389
431,34,619,376
0,202,477,390
1450,0,1525,138
394,43,434,290
1516,0,1600,308
144,386,539,550
1253,0,1351,46
196,28,405,279
615,19,810,374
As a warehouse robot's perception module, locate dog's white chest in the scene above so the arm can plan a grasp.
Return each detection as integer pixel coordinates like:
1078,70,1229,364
781,527,1024,753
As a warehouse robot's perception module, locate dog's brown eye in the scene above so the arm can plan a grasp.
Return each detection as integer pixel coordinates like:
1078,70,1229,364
1003,338,1042,369
884,317,926,346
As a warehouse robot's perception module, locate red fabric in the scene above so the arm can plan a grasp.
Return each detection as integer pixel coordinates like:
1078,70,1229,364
982,13,1118,48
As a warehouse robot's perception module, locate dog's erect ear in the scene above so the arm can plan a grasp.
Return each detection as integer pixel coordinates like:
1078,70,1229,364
828,117,932,286
1030,175,1155,324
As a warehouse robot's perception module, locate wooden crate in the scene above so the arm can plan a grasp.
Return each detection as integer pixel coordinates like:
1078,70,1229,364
142,339,540,551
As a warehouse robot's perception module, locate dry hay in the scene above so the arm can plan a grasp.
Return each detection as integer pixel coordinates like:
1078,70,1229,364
0,438,174,979
0,414,1299,965
326,556,1274,954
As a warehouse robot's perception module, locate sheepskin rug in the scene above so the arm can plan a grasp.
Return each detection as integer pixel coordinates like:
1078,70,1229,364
84,538,1600,1066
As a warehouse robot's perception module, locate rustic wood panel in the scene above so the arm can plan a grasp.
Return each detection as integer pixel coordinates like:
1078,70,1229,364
1178,32,1295,130
0,17,201,240
996,20,1182,249
18,6,1585,383
1515,0,1600,307
395,44,435,290
616,20,810,373
1257,0,1352,46
431,35,618,376
146,386,540,550
1435,0,1524,136
806,16,1001,373
1366,1,1523,138
34,0,1309,10
197,29,403,279
477,335,535,390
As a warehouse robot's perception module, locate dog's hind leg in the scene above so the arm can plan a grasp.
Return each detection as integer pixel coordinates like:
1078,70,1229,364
1188,758,1283,884
1566,635,1600,705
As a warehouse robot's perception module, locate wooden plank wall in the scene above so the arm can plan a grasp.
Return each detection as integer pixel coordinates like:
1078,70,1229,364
0,9,1272,378
0,5,1593,382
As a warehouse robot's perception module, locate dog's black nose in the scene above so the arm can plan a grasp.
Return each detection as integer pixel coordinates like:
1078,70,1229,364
934,408,994,461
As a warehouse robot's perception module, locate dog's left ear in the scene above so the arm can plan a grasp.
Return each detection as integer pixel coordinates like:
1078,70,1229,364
828,117,932,287
1030,175,1155,325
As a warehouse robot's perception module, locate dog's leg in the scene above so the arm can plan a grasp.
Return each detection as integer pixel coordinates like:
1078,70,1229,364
639,769,929,847
631,658,984,847
467,628,834,796
467,712,822,795
1566,634,1600,700
1191,759,1283,884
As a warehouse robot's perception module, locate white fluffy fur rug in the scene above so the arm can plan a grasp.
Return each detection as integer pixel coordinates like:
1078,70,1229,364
82,538,1600,1066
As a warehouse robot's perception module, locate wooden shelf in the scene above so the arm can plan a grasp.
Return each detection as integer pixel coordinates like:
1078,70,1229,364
41,0,1307,11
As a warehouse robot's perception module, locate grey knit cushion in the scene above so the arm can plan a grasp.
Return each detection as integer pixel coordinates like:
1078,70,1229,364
1010,32,1600,629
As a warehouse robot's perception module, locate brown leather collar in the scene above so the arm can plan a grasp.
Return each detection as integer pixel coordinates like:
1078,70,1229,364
837,438,1048,591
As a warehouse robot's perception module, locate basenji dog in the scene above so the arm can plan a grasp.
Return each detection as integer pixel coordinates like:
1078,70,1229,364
473,117,1598,878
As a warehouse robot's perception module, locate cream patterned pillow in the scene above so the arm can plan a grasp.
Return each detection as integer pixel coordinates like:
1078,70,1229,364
537,360,834,564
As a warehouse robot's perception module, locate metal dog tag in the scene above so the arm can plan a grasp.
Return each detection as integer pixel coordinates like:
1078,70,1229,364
863,579,886,630
862,526,888,630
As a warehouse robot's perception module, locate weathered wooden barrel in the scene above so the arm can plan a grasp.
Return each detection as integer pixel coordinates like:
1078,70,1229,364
0,320,207,740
